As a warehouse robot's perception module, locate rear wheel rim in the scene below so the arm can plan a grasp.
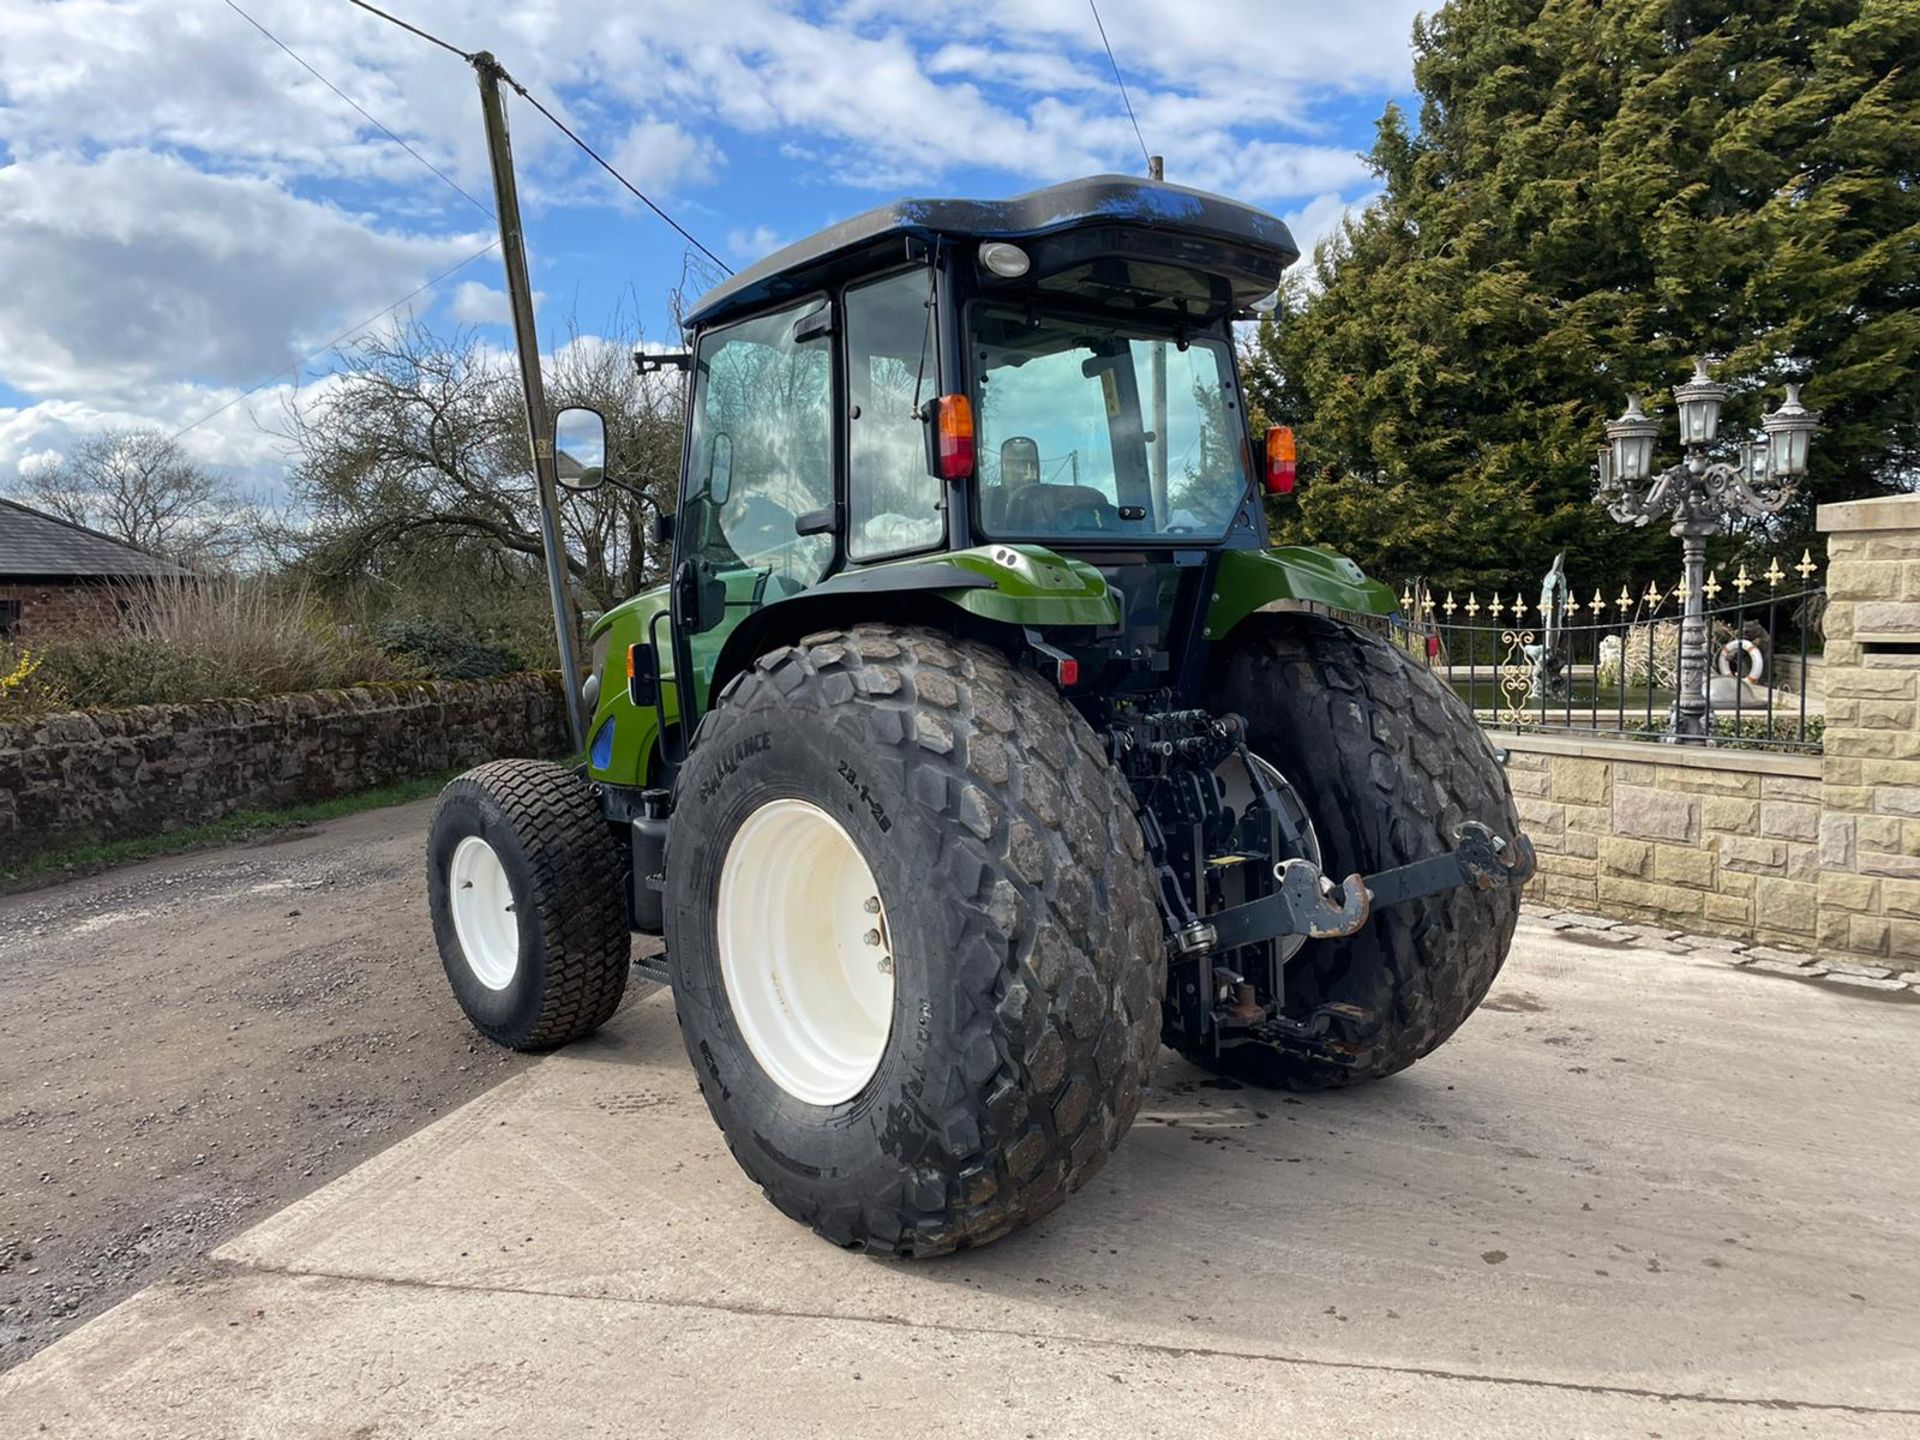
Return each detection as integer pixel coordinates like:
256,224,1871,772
449,835,519,990
1219,752,1322,964
716,799,896,1106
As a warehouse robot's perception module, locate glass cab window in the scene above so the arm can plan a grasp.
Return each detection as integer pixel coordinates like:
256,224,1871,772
680,299,835,656
972,306,1251,542
846,269,944,560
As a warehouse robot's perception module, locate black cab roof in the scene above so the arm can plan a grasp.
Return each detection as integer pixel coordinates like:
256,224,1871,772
684,174,1300,329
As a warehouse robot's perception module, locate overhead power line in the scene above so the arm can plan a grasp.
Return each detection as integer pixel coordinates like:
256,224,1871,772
223,0,492,219
344,0,473,61
501,81,732,276
342,0,732,274
164,239,500,445
1087,0,1152,172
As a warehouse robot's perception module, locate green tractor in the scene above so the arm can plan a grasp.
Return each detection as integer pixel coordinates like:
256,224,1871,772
426,174,1533,1257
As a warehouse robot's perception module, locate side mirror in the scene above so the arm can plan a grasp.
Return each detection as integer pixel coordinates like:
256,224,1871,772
554,406,608,492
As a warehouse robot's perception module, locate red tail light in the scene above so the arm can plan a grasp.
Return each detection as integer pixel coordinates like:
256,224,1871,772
935,394,975,480
1265,425,1297,495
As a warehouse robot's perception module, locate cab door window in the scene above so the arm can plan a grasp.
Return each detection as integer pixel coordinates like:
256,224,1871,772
846,269,944,561
681,299,835,646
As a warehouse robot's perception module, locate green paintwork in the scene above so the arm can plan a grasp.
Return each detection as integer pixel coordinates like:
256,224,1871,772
1203,546,1398,642
579,543,1119,788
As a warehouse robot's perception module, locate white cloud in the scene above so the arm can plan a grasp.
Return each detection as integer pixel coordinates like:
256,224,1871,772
727,225,790,262
448,281,547,326
607,119,722,194
0,150,486,400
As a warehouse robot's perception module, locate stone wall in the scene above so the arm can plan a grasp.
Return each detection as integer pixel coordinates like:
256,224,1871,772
1502,492,1920,972
0,673,568,867
1503,734,1829,951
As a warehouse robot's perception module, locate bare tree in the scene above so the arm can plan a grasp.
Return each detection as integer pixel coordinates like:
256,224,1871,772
7,428,256,568
290,315,683,612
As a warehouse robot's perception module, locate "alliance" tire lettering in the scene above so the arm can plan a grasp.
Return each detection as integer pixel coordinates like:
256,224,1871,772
698,730,772,803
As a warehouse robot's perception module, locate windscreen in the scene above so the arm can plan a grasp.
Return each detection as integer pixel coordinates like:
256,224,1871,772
971,306,1252,542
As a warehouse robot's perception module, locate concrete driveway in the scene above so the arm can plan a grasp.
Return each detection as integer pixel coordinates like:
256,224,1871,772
3,894,1917,1435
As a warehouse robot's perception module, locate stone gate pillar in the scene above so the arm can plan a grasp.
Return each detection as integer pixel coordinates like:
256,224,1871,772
1815,495,1920,969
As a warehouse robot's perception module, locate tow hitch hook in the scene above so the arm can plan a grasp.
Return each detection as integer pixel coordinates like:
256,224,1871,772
1175,821,1535,955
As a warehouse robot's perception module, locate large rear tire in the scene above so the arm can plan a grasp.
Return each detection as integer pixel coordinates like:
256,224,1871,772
427,760,631,1050
1198,613,1521,1091
664,625,1162,1257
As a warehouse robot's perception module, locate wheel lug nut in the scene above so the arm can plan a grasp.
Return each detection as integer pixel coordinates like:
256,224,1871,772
863,928,882,946
863,896,881,914
877,956,894,975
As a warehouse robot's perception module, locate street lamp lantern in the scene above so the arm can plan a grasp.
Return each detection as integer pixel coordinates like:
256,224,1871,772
1593,355,1817,743
1762,382,1819,479
1605,394,1660,484
1672,357,1730,446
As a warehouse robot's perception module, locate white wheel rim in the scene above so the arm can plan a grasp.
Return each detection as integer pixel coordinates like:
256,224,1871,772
716,799,896,1106
449,835,520,990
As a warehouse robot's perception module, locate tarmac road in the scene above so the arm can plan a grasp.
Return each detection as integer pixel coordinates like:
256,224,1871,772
3,800,1918,1436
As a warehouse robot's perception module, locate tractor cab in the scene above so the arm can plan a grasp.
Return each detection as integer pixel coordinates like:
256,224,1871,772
587,175,1389,789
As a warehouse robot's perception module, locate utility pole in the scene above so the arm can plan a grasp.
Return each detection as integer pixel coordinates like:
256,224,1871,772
473,51,587,752
1147,154,1169,524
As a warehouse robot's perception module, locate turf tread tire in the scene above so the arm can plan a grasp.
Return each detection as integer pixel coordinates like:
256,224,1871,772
428,759,630,1051
665,624,1162,1257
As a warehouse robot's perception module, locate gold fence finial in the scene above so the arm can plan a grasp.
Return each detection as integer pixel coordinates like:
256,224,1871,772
1734,563,1752,595
1465,592,1481,618
1703,570,1722,601
1797,548,1818,581
1764,556,1785,588
1443,590,1457,617
1400,583,1414,611
1617,586,1632,612
1489,592,1504,620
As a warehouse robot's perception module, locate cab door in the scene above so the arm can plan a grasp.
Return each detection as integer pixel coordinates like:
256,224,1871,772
671,297,838,716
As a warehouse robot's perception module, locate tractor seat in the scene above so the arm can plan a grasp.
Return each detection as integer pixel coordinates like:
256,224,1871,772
999,483,1121,534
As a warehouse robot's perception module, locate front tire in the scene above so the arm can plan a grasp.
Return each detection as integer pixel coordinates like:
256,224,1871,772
665,625,1162,1257
427,760,630,1050
1200,613,1521,1090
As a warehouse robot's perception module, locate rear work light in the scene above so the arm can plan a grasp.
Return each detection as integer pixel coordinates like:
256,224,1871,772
1265,425,1297,495
934,394,975,480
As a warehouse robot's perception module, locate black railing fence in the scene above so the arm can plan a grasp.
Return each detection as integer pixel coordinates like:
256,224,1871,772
1394,555,1826,752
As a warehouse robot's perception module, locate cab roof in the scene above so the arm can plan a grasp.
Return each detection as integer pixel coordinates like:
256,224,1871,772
684,174,1300,329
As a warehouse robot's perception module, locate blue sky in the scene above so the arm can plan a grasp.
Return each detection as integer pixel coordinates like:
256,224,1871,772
0,0,1428,497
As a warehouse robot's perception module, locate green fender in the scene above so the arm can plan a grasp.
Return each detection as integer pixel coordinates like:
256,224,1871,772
580,544,1119,788
1202,546,1398,643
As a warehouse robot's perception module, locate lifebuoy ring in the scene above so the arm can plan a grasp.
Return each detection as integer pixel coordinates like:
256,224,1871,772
1716,637,1765,684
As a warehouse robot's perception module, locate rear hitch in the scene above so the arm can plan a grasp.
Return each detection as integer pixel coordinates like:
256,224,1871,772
1177,820,1535,957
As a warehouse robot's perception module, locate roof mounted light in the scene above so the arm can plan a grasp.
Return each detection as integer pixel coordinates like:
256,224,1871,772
1251,288,1281,315
978,241,1031,279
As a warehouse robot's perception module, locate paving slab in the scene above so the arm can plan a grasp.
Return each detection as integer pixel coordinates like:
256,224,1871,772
4,929,1917,1437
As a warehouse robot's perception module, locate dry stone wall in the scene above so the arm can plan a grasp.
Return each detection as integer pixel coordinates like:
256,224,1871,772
0,673,568,867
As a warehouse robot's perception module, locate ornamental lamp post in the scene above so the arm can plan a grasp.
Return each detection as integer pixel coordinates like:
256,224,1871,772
1594,358,1819,742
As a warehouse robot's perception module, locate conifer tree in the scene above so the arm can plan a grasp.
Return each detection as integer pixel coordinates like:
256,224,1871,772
1246,0,1920,591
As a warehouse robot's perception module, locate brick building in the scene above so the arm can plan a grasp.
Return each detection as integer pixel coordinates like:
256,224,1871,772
0,497,191,642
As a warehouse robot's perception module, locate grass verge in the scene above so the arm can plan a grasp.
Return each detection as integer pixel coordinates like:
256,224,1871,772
1,769,460,889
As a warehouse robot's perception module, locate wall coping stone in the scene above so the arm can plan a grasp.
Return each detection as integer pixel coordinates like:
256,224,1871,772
1817,494,1920,533
1486,729,1823,778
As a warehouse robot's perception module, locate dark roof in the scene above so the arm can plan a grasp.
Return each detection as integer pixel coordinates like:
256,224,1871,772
685,174,1299,327
0,497,193,580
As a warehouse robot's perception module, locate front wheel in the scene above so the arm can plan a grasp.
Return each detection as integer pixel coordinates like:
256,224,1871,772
664,625,1163,1257
1198,613,1521,1090
427,760,631,1050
